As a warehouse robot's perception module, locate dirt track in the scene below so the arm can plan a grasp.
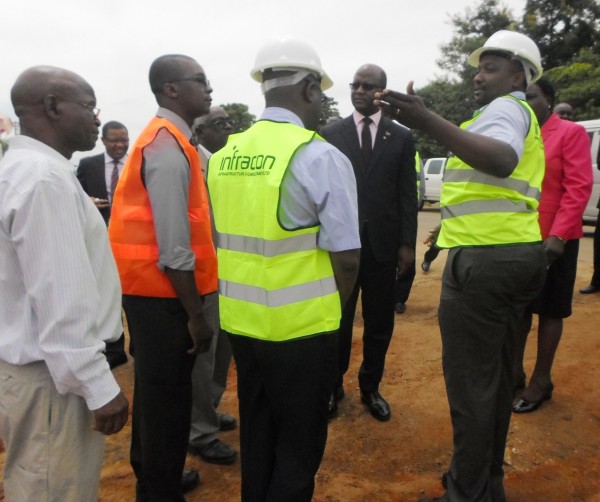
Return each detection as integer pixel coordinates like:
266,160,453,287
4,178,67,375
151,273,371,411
2,208,600,501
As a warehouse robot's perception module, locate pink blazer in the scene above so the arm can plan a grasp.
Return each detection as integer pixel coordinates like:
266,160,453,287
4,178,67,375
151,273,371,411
538,113,593,240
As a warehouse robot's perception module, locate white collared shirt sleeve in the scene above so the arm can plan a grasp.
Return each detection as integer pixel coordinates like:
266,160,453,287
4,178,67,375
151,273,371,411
468,94,530,160
279,141,360,252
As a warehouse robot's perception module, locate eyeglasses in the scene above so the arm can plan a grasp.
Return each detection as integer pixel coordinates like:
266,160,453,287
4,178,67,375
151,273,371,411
103,137,129,143
349,82,380,92
170,75,211,88
206,117,234,129
55,96,101,118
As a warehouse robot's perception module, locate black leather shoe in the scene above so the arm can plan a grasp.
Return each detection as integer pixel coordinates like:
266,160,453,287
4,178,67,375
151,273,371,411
421,261,431,272
394,302,406,314
360,390,391,421
512,383,554,414
106,352,128,370
181,469,200,494
188,439,237,465
218,413,237,431
580,284,600,294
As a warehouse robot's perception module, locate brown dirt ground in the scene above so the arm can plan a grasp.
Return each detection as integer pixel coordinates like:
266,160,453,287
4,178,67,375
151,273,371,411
1,208,599,501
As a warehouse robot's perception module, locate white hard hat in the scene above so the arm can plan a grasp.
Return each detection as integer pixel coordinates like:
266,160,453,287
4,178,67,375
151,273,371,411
251,37,333,91
468,30,543,84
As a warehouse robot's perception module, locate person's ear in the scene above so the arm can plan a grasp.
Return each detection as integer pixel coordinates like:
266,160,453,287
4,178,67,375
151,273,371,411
303,79,320,104
513,70,527,91
162,82,179,99
42,95,61,120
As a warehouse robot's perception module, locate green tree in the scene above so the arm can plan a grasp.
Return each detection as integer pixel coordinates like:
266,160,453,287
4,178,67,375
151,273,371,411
519,0,600,118
521,0,600,69
544,49,600,120
437,0,517,80
220,103,256,133
319,94,340,128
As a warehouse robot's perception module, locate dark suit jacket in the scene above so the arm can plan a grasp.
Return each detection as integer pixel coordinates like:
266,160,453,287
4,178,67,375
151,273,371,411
77,153,110,224
321,115,418,262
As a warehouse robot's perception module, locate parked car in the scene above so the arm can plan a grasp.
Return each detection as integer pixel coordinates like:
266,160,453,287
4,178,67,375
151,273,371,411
416,153,425,210
422,157,447,205
579,119,600,225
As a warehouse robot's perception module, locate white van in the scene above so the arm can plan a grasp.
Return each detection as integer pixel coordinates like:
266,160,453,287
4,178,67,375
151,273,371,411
422,157,447,205
580,119,600,225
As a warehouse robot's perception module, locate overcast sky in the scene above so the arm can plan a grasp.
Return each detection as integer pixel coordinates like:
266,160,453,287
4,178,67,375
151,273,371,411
2,0,525,160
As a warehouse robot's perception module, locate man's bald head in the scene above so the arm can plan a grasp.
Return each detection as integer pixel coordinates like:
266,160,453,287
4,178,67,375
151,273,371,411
11,66,93,118
193,106,233,152
554,102,574,121
149,54,197,95
10,65,99,159
194,106,228,127
351,64,387,116
147,54,212,126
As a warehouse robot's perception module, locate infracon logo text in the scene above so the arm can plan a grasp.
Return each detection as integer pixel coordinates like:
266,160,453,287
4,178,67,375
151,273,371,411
218,146,276,172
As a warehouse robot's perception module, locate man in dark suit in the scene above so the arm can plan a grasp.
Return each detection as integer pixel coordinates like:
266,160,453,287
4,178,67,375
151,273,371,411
77,121,129,224
77,121,129,369
320,64,418,421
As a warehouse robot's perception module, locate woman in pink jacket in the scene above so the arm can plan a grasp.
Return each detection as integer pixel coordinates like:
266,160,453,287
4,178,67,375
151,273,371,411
513,78,593,413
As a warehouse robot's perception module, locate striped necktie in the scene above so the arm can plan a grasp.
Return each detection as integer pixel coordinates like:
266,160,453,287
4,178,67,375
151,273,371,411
110,159,119,203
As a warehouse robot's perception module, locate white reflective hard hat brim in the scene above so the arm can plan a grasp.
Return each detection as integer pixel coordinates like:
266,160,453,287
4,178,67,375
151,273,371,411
250,38,333,91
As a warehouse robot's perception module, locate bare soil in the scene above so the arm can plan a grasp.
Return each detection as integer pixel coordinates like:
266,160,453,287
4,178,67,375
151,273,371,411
2,208,600,501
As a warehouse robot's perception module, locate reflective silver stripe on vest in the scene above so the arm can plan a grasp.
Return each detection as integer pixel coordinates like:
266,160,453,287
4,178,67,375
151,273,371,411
219,277,337,307
216,232,316,257
443,169,541,200
441,199,534,219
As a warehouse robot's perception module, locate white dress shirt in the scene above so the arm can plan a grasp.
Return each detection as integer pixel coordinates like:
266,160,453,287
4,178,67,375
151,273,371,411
257,107,360,252
0,135,122,410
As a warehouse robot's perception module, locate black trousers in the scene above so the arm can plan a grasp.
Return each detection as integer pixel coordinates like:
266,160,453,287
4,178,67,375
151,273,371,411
337,234,396,393
123,295,197,502
439,244,545,502
395,261,415,305
229,331,336,502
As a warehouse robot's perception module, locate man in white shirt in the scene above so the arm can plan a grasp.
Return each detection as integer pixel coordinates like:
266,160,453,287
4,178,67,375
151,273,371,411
0,65,129,501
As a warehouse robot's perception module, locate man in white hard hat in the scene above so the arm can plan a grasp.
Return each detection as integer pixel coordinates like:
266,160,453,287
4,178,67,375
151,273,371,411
207,38,360,501
375,31,547,501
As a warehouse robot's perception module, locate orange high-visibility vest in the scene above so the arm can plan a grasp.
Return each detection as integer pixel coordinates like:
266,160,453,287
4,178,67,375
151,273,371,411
108,116,217,297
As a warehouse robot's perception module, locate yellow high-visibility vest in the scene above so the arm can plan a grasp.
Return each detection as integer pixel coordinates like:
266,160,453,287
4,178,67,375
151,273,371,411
207,120,341,341
437,96,544,248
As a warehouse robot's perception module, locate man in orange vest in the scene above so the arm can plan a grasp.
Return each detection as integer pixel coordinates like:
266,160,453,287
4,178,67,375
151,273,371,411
108,54,217,500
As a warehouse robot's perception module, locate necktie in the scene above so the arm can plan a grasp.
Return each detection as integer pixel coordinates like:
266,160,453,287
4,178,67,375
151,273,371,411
110,159,119,203
361,117,373,167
